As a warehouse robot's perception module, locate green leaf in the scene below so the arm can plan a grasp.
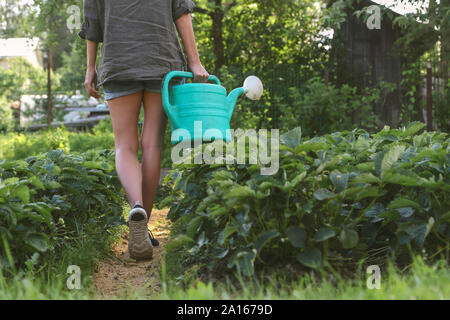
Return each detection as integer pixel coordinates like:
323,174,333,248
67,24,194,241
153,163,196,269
84,161,104,170
286,226,307,248
257,181,274,192
396,207,414,218
235,249,256,277
343,186,380,201
290,171,307,187
378,135,398,142
3,177,19,185
1,232,14,268
440,211,450,222
46,180,61,189
339,229,359,249
425,217,435,240
374,150,387,176
26,203,53,227
225,186,255,200
47,149,64,162
314,227,336,242
11,185,30,204
254,230,280,252
25,233,49,252
296,247,322,269
388,198,421,210
355,186,381,201
382,172,422,187
379,210,401,225
405,218,435,247
365,203,385,222
400,122,425,137
29,175,45,190
165,235,194,251
212,170,233,181
280,127,302,149
330,171,348,192
381,144,406,178
295,142,329,153
357,162,374,172
0,203,16,224
214,247,229,259
313,188,336,201
186,216,203,239
223,225,238,242
353,173,381,184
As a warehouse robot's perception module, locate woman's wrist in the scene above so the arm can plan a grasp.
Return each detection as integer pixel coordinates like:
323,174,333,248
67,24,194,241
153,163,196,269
86,40,98,72
188,60,202,68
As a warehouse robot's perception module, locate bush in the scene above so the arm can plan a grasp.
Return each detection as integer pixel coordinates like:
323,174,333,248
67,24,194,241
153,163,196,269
69,131,115,155
279,78,396,137
0,122,116,161
0,96,14,133
0,132,48,160
163,123,449,277
433,79,450,132
46,126,70,153
0,149,125,271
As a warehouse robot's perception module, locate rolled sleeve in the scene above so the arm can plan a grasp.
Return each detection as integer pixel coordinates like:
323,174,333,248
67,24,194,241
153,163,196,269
172,0,196,21
78,0,103,42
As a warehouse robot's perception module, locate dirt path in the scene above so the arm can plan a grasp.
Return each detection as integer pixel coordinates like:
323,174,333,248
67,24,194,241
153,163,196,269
93,208,170,298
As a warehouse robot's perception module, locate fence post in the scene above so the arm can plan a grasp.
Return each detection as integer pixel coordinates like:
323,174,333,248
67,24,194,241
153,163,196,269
426,61,433,131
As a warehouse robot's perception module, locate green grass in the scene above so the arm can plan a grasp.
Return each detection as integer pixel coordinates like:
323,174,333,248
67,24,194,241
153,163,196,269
159,257,450,299
0,118,173,166
1,227,448,300
1,199,447,300
0,174,447,301
104,256,450,300
0,126,114,160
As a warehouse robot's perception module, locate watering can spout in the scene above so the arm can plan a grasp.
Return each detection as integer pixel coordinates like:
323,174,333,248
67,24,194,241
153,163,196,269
226,87,247,119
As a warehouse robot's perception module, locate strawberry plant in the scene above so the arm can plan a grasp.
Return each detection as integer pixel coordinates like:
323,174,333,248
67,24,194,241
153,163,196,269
163,122,449,277
0,149,125,270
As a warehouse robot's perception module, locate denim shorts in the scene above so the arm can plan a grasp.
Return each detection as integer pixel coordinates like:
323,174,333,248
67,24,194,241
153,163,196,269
102,78,186,101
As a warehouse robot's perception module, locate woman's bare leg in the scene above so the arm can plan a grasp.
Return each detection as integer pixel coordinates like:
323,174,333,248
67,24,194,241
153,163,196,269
141,91,167,220
107,91,144,208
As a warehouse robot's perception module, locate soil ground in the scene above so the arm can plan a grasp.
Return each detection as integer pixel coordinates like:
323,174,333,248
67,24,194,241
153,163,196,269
93,208,170,298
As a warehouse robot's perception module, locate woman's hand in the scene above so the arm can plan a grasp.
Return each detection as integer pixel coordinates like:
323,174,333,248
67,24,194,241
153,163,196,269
189,62,209,83
84,67,99,98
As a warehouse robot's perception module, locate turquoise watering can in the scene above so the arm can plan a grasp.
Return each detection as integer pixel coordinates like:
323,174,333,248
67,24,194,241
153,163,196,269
162,71,263,144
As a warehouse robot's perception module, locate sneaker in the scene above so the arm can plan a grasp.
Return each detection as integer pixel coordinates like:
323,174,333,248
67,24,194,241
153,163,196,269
128,201,153,260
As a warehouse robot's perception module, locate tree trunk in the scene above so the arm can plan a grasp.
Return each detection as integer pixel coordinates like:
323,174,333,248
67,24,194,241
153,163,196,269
18,95,21,129
47,47,53,127
210,0,225,77
439,0,449,79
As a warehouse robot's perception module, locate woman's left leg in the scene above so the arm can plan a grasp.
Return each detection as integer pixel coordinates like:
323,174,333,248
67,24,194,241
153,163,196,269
107,91,144,208
141,91,167,220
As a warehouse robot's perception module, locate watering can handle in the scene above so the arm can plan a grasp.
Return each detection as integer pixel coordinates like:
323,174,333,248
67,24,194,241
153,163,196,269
162,71,221,112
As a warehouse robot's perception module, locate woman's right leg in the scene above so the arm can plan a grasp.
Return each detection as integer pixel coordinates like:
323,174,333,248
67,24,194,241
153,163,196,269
140,91,167,221
107,91,144,208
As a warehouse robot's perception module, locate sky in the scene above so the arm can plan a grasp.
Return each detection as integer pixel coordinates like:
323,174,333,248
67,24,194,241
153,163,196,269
370,0,430,15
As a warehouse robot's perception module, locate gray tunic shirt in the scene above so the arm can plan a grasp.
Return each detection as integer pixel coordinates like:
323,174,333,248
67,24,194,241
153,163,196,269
78,0,196,86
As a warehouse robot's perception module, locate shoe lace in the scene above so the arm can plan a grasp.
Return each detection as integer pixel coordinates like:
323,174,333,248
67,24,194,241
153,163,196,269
147,227,159,246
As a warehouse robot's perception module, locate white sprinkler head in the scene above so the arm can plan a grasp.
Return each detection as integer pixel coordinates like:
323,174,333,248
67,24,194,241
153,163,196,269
243,75,263,100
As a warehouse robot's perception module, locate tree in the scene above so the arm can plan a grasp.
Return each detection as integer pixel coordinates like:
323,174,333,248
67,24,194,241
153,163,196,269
191,0,239,77
27,0,79,125
0,57,46,128
0,0,31,37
